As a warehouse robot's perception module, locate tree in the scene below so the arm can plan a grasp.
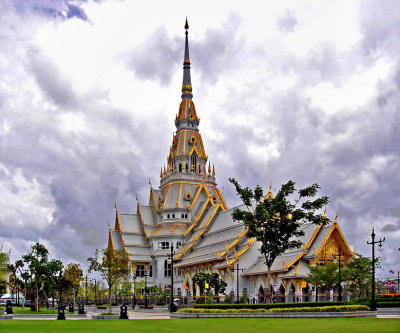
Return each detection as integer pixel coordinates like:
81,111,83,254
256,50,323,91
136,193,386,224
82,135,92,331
87,248,130,313
64,263,83,304
192,272,209,296
342,253,377,299
192,272,227,299
305,263,338,301
20,243,62,311
0,249,9,297
209,273,227,298
230,179,329,302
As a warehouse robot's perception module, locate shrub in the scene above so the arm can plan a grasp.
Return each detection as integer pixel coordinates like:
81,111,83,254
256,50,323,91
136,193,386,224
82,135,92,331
223,296,231,304
206,297,213,304
97,305,107,309
193,301,345,310
195,297,205,304
177,305,369,313
376,302,400,308
100,312,118,315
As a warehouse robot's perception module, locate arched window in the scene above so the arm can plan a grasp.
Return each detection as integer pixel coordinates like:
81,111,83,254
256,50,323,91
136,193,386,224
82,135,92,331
181,214,184,218
167,214,170,219
176,242,182,249
185,163,188,171
191,154,197,172
172,214,175,218
179,163,182,172
164,260,171,277
185,214,188,218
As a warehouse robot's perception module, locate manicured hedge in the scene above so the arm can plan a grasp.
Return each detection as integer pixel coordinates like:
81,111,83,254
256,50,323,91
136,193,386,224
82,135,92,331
193,301,345,310
179,305,369,313
377,301,400,308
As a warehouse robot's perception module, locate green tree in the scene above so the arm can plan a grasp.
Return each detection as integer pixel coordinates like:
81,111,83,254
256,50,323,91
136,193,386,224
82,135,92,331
342,253,377,299
0,250,9,297
192,272,209,296
305,262,338,301
21,243,63,311
230,179,329,302
118,281,132,297
209,273,227,297
87,248,130,313
64,263,83,304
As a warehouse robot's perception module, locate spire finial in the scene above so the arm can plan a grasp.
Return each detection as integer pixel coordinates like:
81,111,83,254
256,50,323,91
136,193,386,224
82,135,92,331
181,18,192,100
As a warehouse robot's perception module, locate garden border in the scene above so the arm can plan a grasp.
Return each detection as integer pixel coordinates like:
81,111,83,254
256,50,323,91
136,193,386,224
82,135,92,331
171,311,377,319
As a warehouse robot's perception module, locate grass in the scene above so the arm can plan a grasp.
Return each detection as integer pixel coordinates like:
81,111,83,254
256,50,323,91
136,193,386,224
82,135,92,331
10,307,58,314
0,318,399,333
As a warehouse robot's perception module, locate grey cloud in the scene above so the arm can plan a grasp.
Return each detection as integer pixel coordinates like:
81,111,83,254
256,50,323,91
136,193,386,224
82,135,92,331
278,10,297,33
29,51,78,107
126,27,181,86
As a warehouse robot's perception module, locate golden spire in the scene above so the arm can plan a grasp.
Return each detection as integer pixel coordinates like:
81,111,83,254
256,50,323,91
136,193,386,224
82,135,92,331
163,164,166,176
148,178,152,190
107,222,114,251
334,212,338,224
212,164,215,177
160,167,163,178
172,133,176,145
208,162,211,174
264,183,274,200
114,203,122,232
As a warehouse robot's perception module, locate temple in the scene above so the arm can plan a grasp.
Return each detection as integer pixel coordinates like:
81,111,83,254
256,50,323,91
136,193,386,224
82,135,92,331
108,20,354,302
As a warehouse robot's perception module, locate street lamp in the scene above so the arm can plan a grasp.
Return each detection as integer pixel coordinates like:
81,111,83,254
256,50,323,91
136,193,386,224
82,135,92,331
232,263,245,303
89,279,97,305
333,246,343,302
132,274,137,309
167,244,177,312
367,228,385,311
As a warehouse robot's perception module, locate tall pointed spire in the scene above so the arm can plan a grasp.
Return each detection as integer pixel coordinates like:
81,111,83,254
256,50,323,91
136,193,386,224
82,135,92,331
182,17,192,100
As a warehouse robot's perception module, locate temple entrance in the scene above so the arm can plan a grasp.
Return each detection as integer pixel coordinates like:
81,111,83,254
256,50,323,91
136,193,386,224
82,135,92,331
288,283,295,303
277,284,285,303
258,285,265,303
192,282,197,297
302,285,310,302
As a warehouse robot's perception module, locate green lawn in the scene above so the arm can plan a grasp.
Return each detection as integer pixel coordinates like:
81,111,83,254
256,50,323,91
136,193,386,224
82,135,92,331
10,307,58,314
0,318,399,333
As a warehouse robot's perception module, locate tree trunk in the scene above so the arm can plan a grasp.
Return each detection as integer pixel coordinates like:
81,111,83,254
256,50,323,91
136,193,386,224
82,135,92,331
73,286,76,304
266,265,272,303
108,285,112,314
36,284,39,311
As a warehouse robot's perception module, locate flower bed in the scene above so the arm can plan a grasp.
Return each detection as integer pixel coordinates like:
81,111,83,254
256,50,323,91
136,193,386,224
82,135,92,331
193,301,345,310
178,305,369,313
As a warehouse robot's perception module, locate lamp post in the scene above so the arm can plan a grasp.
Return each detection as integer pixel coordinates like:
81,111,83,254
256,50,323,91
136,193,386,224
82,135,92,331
232,263,245,303
367,228,385,311
89,279,97,305
132,274,137,308
333,246,343,301
168,244,177,312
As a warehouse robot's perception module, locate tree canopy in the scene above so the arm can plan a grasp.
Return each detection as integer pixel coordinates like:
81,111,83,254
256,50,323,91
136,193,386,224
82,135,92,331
230,179,330,302
64,263,83,304
88,247,130,313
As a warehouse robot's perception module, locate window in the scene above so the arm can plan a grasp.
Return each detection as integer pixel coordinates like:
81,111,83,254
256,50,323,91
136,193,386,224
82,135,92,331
185,163,188,171
179,163,182,172
177,268,181,276
158,241,170,250
164,260,171,277
176,242,182,249
191,154,197,172
181,213,184,218
172,214,175,218
149,265,153,278
136,265,146,277
185,214,188,218
167,214,170,219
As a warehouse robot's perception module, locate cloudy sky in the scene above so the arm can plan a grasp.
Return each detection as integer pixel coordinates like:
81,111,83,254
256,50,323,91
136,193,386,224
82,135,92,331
1,0,399,276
